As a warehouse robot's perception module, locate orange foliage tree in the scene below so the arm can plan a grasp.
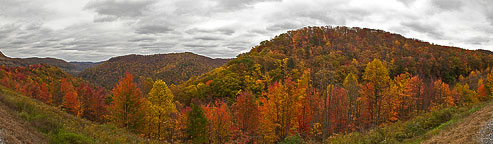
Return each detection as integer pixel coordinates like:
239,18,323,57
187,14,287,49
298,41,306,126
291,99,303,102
203,100,233,143
107,73,146,132
259,78,302,143
432,80,454,108
477,79,489,101
61,78,82,116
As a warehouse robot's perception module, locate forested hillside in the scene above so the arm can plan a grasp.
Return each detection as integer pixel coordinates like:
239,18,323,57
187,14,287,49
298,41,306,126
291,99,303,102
1,26,492,143
159,26,493,143
173,26,493,103
79,52,230,89
0,64,107,122
0,51,99,75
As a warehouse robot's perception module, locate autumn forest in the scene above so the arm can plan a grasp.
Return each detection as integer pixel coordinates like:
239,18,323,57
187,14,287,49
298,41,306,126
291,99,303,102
1,26,493,143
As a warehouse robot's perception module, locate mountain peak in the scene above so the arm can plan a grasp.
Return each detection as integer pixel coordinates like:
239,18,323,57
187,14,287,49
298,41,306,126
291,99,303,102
0,51,7,58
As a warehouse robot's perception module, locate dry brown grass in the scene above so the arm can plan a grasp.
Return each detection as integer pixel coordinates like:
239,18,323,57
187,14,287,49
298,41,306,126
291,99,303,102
0,102,46,144
423,103,493,144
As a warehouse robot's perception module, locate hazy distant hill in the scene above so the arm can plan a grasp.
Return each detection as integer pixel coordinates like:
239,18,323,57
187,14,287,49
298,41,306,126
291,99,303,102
70,62,101,72
0,51,99,75
79,52,230,89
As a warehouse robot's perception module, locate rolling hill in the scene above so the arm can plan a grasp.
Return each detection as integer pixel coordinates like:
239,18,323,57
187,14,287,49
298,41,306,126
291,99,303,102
78,52,230,89
1,26,492,143
0,51,99,75
171,26,493,103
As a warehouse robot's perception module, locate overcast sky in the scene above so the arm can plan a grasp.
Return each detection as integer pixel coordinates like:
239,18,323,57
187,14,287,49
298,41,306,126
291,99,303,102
0,0,492,62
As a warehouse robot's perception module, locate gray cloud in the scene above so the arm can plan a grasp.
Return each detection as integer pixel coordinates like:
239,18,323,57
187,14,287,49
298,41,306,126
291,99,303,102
249,29,270,35
93,15,119,22
479,0,493,26
217,28,235,35
401,21,444,39
266,22,303,31
0,0,491,62
431,0,462,11
128,37,156,42
186,27,236,36
194,36,225,41
213,0,281,10
0,24,19,40
397,0,416,6
183,44,218,48
135,24,174,34
464,36,491,45
0,0,56,21
84,0,155,18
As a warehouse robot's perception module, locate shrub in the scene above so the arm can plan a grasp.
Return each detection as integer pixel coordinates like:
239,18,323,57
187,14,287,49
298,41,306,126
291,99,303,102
51,130,93,144
280,135,303,144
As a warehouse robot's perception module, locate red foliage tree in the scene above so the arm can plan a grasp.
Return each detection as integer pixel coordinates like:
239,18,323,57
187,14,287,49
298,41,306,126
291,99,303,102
203,100,233,143
77,83,107,122
61,78,82,116
232,91,259,143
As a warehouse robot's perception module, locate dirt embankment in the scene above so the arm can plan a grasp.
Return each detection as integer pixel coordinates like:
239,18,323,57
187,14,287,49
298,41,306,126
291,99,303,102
0,102,46,144
423,103,493,144
479,120,493,144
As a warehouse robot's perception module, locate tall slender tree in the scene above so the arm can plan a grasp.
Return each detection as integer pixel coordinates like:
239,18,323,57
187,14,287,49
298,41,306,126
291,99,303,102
107,73,145,132
187,104,209,143
477,79,489,101
432,80,454,108
61,78,82,116
486,70,493,96
259,78,302,143
232,91,259,143
203,100,233,143
361,59,390,127
146,80,176,140
343,72,360,132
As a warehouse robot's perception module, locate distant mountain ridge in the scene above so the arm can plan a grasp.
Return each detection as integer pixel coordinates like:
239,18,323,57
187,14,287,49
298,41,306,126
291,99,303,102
0,52,6,58
70,61,102,72
0,51,99,75
78,52,230,89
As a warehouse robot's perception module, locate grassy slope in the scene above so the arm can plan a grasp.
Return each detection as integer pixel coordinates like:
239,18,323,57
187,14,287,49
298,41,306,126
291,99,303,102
0,98,46,143
422,101,493,144
0,86,155,144
325,101,491,144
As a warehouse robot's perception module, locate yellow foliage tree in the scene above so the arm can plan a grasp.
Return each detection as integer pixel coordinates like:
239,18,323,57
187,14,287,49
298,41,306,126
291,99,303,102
362,59,390,127
454,83,479,105
146,80,177,140
486,71,493,97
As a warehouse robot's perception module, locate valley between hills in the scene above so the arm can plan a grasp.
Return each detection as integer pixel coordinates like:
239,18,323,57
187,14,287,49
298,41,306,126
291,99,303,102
0,26,492,144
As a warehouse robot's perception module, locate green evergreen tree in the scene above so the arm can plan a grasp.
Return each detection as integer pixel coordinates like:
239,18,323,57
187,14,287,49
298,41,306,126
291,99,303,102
187,104,209,143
